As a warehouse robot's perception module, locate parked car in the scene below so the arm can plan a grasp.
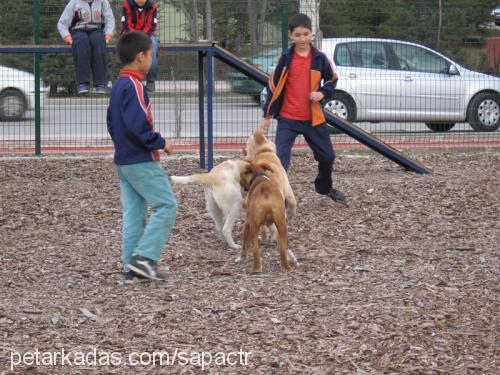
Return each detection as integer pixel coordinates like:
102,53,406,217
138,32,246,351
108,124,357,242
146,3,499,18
0,65,45,121
262,38,500,132
228,48,281,102
492,5,500,26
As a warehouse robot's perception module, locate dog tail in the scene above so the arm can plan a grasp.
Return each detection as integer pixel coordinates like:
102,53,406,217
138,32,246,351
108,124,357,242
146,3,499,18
171,173,222,187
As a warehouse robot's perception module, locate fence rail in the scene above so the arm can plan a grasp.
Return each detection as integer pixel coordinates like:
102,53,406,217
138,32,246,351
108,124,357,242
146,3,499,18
1,0,500,157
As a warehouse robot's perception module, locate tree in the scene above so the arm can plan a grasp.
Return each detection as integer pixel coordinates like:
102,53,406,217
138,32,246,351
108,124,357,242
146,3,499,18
170,0,282,54
318,0,498,66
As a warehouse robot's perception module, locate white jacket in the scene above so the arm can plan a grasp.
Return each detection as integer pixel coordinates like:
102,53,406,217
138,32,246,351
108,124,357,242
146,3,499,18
57,0,115,39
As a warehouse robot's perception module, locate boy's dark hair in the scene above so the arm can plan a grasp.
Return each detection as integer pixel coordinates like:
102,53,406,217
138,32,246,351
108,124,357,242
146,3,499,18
117,31,152,64
288,13,312,33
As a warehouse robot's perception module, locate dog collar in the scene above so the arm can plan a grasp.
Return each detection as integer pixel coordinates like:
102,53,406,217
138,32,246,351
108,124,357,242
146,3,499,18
249,172,270,187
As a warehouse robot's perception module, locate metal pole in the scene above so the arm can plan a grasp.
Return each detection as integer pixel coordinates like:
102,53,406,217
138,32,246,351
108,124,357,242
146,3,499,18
33,0,41,156
197,51,206,169
206,47,214,171
281,3,289,52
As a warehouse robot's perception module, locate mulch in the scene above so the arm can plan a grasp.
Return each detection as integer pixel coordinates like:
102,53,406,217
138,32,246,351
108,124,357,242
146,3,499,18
0,149,498,374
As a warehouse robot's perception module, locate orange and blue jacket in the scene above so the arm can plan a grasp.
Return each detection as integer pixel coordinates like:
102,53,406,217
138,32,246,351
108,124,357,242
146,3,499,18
263,45,338,126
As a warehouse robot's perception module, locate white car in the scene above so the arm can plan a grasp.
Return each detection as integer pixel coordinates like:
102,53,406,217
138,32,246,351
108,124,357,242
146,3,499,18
0,65,45,121
492,5,500,26
319,37,500,132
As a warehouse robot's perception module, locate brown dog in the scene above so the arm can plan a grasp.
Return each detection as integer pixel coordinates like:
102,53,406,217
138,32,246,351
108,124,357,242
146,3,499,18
239,162,293,273
245,129,297,220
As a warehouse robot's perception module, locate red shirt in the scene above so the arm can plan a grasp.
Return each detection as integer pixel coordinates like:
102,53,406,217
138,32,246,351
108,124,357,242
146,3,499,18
279,50,312,121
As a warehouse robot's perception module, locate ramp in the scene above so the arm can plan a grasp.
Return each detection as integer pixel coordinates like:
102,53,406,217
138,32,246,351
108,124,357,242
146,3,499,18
213,45,431,174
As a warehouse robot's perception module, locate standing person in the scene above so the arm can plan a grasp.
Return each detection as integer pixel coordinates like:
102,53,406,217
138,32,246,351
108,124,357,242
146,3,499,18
260,13,345,203
121,0,160,92
107,31,177,281
57,0,115,95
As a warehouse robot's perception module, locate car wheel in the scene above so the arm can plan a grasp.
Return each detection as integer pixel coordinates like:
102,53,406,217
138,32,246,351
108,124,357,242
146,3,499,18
0,88,27,121
467,93,500,132
425,123,455,132
324,93,356,134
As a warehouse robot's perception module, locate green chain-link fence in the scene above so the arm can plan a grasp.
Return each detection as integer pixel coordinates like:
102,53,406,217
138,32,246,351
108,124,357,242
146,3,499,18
1,0,500,154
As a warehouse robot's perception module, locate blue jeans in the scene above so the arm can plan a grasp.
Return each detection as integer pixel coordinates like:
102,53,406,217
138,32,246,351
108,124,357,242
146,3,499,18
147,36,160,83
71,29,107,86
275,117,335,194
115,162,177,268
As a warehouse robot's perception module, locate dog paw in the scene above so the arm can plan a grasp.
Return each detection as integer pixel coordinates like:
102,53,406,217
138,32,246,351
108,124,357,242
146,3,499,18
234,255,242,263
287,250,298,266
230,244,242,250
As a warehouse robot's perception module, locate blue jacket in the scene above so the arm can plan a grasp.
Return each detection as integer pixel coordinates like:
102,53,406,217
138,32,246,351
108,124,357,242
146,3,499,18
263,44,338,126
107,69,165,165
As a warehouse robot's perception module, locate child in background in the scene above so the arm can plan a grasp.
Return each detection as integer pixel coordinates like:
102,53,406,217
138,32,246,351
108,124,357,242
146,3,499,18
57,0,115,95
121,0,160,92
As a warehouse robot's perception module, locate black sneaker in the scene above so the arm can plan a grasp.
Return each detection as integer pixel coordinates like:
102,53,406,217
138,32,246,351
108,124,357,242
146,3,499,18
327,188,346,203
123,269,148,281
127,254,165,281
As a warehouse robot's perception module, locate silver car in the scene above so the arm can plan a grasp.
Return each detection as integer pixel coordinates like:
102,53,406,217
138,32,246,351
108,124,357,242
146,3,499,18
0,65,45,121
320,38,500,132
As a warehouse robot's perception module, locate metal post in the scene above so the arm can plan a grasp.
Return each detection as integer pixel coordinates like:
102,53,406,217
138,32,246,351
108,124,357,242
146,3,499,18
206,47,214,171
197,51,206,169
33,0,41,156
281,3,289,52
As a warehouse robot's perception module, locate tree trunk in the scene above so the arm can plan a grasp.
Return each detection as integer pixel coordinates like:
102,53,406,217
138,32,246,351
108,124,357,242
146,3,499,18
191,0,199,41
248,0,258,54
205,0,212,41
257,0,268,47
437,0,442,48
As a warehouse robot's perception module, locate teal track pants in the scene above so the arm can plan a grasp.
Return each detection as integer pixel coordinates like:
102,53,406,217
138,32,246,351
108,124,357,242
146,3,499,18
115,161,177,268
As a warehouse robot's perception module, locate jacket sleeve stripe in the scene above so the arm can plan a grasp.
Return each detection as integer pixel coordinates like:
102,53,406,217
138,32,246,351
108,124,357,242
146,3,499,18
129,77,151,123
266,69,288,117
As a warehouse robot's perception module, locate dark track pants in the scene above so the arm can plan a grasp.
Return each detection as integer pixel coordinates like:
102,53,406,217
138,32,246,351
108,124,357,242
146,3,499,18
275,117,335,195
71,29,107,86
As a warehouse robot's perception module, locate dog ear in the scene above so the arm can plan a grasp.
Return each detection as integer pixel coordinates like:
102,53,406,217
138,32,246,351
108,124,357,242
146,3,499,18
240,163,254,188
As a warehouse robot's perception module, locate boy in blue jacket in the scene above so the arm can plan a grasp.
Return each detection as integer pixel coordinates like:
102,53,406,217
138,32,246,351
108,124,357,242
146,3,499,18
261,13,345,203
107,31,177,281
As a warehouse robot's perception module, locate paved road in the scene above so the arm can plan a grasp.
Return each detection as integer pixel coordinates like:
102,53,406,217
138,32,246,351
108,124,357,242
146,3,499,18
0,96,479,143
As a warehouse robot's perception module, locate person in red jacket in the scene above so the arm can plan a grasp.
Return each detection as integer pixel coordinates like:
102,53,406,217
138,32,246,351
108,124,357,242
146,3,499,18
121,0,159,92
260,13,345,203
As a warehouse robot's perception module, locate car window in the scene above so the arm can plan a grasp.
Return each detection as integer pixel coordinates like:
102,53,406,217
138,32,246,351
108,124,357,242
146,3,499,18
391,43,449,74
334,42,389,69
334,44,352,66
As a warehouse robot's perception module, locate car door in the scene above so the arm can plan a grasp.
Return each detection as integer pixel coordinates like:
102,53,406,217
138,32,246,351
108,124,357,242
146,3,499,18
389,42,464,121
333,41,401,121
